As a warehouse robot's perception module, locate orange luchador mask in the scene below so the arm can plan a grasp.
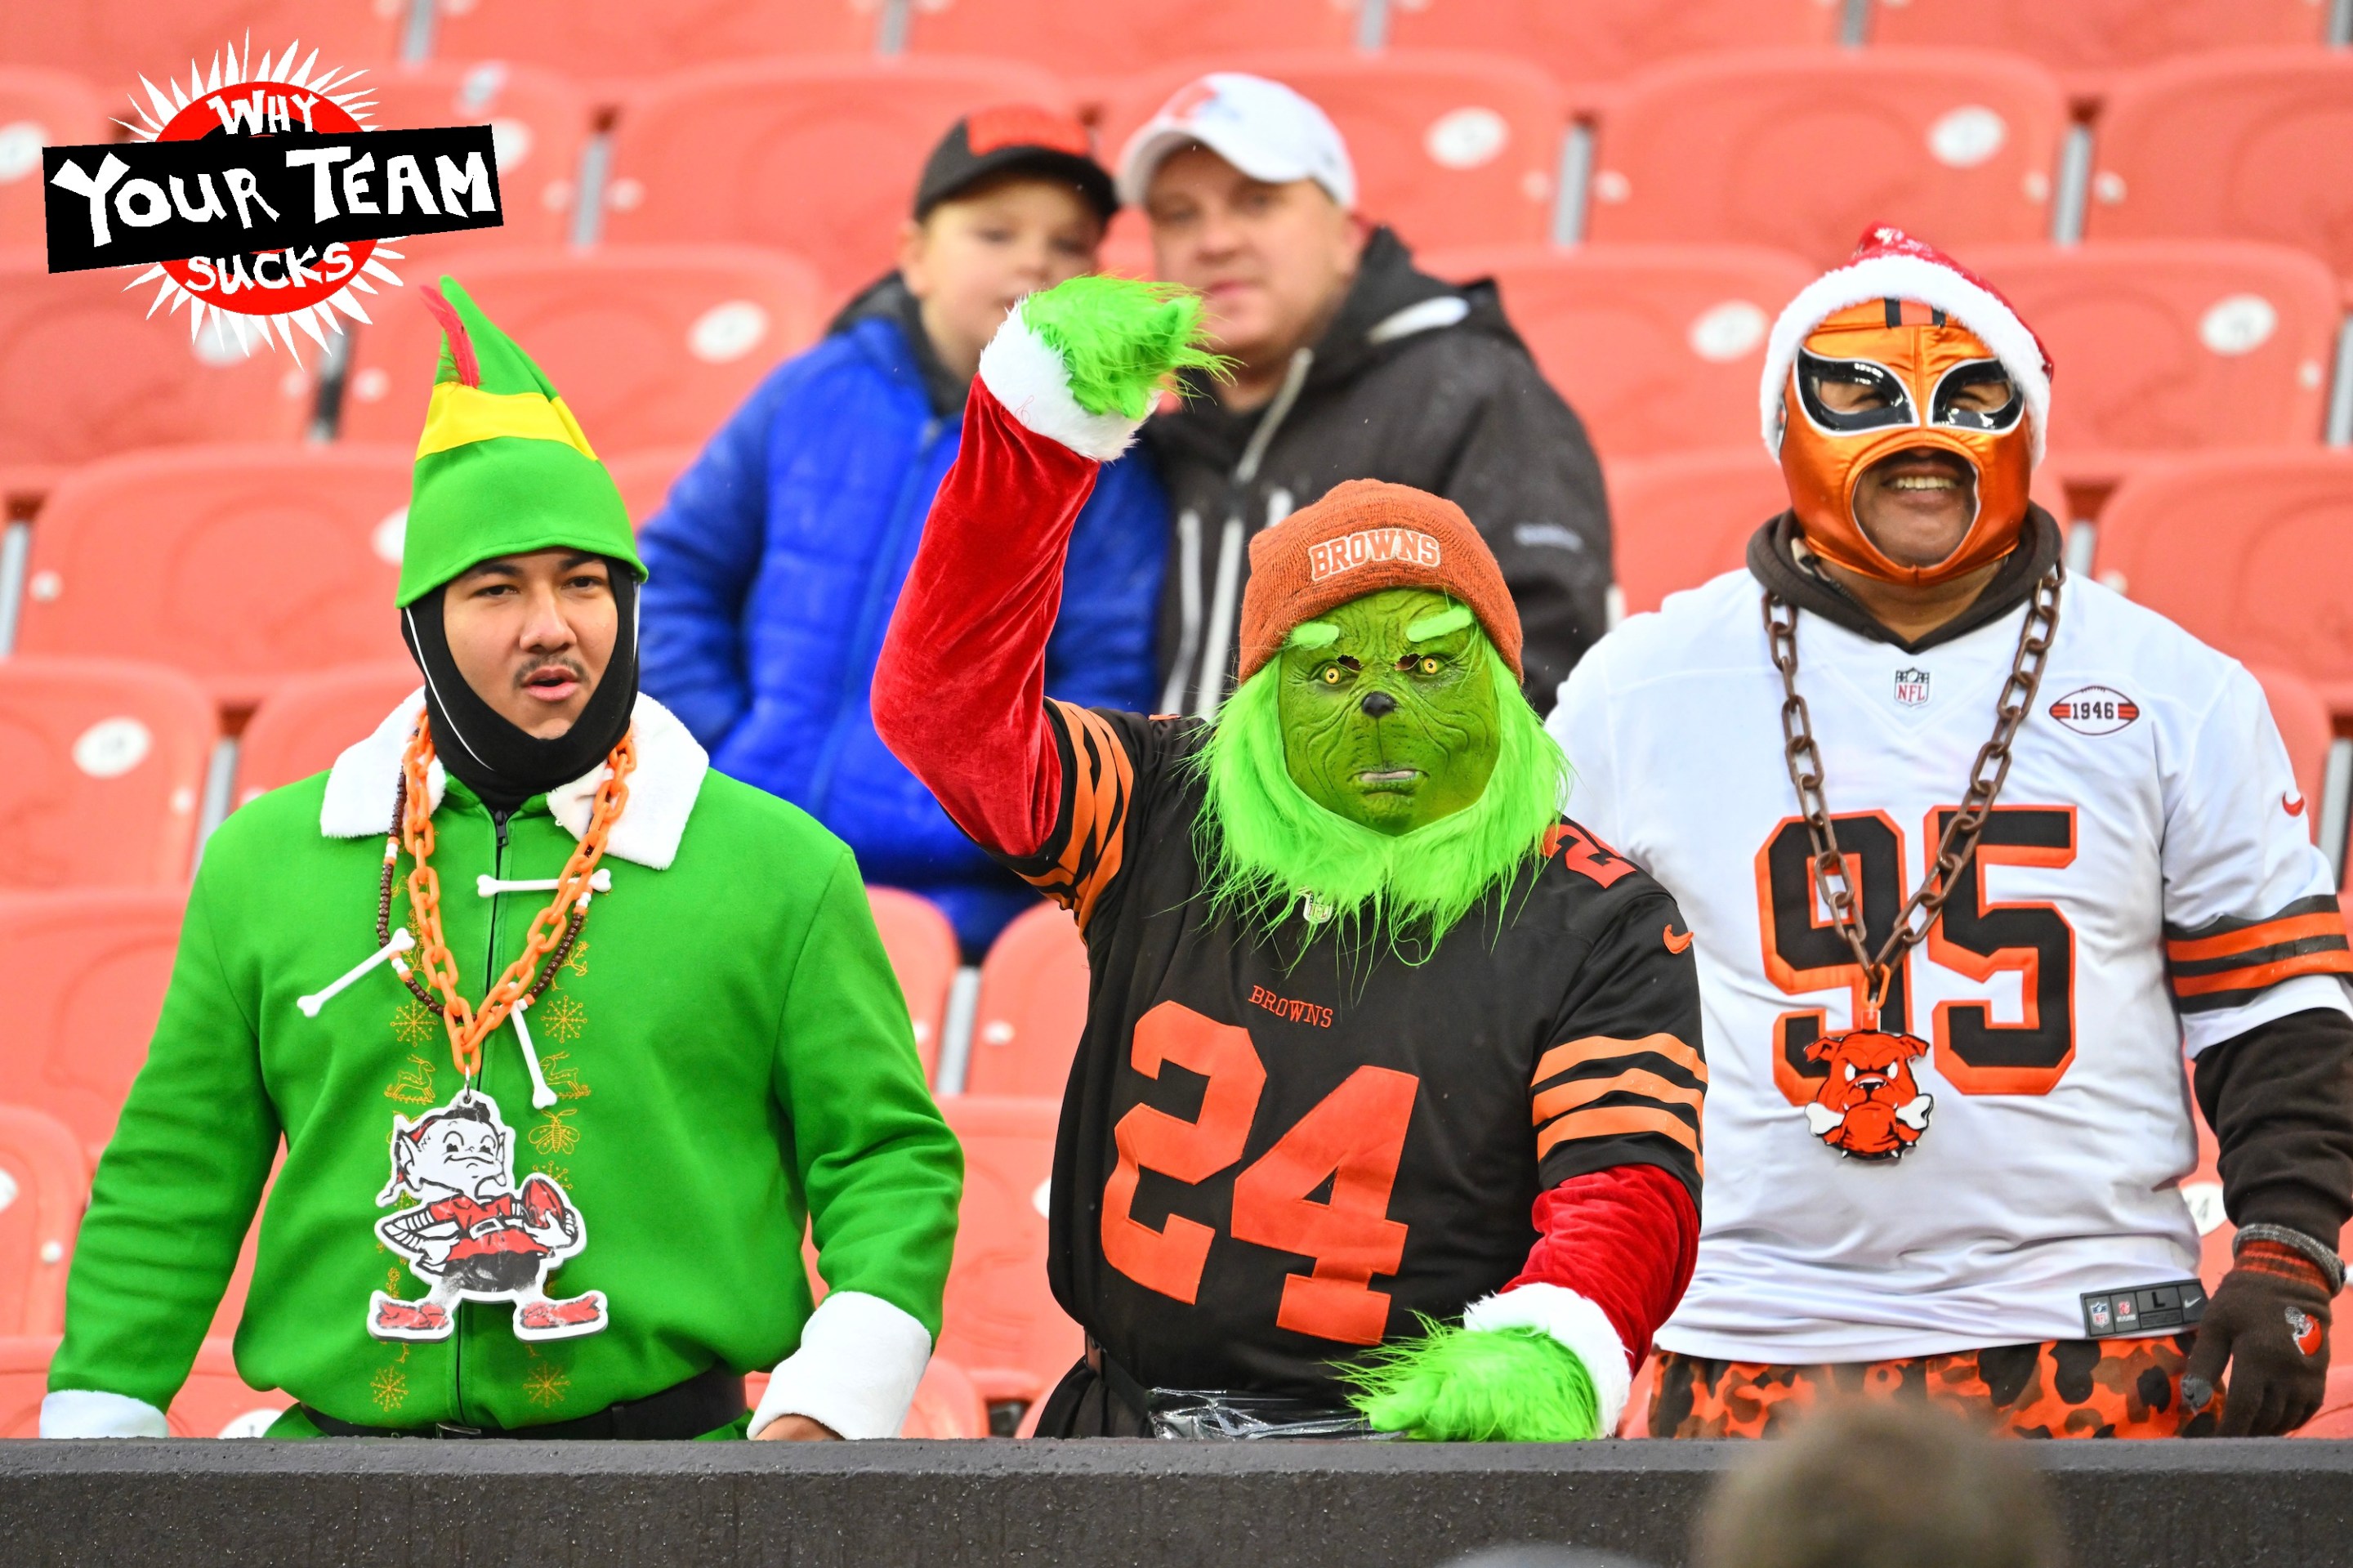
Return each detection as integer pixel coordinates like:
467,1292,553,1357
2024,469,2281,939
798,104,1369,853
1763,226,2053,588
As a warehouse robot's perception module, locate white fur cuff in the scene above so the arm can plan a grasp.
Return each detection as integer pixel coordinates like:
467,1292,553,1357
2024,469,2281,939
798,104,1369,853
976,304,1147,462
1462,1283,1634,1436
42,1388,171,1438
751,1290,933,1441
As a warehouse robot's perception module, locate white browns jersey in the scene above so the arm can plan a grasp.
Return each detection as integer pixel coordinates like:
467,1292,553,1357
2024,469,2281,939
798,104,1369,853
1550,569,2352,1362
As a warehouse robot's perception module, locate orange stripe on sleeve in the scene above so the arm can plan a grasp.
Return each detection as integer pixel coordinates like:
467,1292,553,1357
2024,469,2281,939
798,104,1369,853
2167,912,2349,964
1536,1104,1702,1169
1531,1068,1705,1127
1534,1033,1707,1089
2170,947,2353,998
1045,702,1132,931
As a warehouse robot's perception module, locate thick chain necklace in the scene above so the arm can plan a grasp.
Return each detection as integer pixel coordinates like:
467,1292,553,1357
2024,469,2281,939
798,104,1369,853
1764,565,2063,1028
373,714,635,1080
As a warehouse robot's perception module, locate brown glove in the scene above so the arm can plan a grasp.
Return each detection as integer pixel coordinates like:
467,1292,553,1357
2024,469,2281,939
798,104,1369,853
2180,1239,2334,1436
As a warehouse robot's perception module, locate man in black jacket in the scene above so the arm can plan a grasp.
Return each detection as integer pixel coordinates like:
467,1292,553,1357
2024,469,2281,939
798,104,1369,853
1119,72,1610,718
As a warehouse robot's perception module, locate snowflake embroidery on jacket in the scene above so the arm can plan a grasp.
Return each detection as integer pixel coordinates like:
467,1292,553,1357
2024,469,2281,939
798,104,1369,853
538,994,587,1043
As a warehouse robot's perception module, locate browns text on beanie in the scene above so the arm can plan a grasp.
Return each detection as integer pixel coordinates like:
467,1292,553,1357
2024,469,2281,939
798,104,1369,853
1235,479,1521,685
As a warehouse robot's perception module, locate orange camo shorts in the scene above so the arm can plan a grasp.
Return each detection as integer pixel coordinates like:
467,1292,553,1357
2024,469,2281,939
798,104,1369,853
1650,1334,2219,1439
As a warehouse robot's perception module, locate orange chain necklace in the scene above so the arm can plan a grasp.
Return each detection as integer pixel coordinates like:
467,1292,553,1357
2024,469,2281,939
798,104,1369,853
376,714,635,1080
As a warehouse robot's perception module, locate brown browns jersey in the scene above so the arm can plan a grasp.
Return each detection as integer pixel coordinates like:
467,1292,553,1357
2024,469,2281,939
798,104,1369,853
994,700,1706,1400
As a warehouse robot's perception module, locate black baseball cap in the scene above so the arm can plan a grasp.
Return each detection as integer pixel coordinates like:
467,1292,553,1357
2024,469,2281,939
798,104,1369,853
913,105,1118,223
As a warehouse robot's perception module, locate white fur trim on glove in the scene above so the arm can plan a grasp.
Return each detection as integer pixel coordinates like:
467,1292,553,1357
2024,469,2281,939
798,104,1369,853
751,1289,933,1441
41,1388,171,1438
1462,1283,1635,1436
1758,252,2052,465
976,302,1148,462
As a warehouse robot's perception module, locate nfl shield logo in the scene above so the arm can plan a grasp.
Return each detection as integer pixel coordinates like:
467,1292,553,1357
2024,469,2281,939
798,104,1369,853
1893,668,1930,707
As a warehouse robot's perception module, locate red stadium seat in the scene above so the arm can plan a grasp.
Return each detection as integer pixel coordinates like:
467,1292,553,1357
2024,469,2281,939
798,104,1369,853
2087,51,2353,285
2092,450,2353,713
906,0,1357,78
352,63,592,250
13,446,410,709
0,890,183,1162
0,662,214,891
1382,0,1842,86
0,70,106,251
0,1335,60,1437
235,663,420,806
1421,243,1816,461
1584,49,2068,267
1873,0,2328,75
601,60,1069,302
1967,242,2338,455
0,255,314,467
1605,448,1788,617
169,1337,288,1438
0,1108,87,1338
340,248,824,454
866,887,960,1082
937,1096,1081,1409
743,1352,989,1437
1101,54,1567,250
10,3,399,85
967,902,1089,1098
426,0,876,89
608,446,699,530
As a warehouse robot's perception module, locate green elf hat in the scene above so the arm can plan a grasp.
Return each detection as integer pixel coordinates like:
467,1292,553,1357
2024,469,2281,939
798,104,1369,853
395,277,643,606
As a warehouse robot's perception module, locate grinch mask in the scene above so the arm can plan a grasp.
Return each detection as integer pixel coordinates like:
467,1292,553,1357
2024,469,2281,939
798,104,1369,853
1278,588,1498,834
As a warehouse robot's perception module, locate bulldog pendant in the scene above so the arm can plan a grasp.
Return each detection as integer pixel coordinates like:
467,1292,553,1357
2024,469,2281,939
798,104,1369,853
1802,1027,1936,1161
367,1088,608,1342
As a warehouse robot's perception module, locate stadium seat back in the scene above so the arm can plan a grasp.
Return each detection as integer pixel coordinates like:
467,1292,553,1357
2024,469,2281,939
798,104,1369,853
608,446,699,530
0,661,215,891
602,60,1069,300
170,1336,288,1438
1605,448,1788,617
1103,55,1566,250
340,248,824,454
0,257,312,467
2087,51,2353,286
1968,241,2338,454
907,0,1357,78
427,0,876,86
0,70,106,250
865,887,960,1081
15,446,411,708
898,1355,990,1439
967,902,1090,1097
0,1334,62,1438
1867,0,2327,70
2092,450,2353,701
0,890,185,1162
353,63,592,249
1585,49,2068,266
10,3,397,86
1382,0,1842,85
937,1096,1081,1405
0,1107,87,1338
236,663,421,804
1422,243,1816,460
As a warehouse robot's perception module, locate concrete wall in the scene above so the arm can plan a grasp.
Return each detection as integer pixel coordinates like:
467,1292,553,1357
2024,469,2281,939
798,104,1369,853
2,1437,2349,1567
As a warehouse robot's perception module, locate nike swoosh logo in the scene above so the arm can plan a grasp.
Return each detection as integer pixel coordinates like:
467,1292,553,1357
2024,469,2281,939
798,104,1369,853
1663,923,1694,954
2285,793,2308,817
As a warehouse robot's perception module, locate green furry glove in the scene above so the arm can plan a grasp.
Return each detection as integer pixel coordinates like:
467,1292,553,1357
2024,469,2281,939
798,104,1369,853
1015,275,1226,420
1346,1322,1603,1442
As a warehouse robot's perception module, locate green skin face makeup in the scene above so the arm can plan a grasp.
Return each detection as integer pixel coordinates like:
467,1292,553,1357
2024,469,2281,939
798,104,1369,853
1278,589,1500,837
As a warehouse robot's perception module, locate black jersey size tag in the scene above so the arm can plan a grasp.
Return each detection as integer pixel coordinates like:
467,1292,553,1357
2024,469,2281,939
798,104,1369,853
2081,1279,2208,1338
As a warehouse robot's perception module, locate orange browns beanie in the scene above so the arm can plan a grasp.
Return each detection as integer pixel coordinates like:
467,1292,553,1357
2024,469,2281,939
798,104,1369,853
1235,479,1522,686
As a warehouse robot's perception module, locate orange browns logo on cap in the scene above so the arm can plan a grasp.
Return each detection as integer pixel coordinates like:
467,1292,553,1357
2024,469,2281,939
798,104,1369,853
1307,527,1443,583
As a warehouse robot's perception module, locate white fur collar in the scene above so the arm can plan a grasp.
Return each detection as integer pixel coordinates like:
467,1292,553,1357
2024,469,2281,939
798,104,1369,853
318,689,708,870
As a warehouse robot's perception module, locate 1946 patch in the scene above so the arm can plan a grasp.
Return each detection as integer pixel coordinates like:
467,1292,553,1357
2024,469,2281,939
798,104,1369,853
2049,686,2139,735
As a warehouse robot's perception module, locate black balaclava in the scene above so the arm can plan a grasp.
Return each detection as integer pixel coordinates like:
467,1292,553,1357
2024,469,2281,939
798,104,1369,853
400,561,640,815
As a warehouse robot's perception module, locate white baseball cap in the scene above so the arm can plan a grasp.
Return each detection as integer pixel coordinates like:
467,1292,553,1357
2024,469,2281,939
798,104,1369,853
1116,73,1357,211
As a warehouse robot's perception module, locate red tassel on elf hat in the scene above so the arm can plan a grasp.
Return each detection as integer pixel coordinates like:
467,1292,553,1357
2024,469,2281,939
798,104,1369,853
1760,226,2056,588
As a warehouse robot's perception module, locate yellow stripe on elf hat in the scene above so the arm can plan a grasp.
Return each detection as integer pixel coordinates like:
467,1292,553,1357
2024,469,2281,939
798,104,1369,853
396,277,641,608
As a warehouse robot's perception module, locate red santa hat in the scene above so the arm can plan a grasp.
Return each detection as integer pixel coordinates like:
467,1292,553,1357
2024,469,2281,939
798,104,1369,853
1760,225,2055,464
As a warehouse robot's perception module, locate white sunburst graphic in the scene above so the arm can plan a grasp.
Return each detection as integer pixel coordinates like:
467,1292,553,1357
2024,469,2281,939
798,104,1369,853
118,37,405,363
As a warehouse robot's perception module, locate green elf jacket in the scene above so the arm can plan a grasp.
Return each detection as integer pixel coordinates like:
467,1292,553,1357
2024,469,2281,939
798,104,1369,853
44,691,961,1439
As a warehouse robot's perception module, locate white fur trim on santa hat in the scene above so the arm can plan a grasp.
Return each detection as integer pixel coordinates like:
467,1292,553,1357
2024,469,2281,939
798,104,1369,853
1760,252,2051,466
976,302,1149,463
1462,1282,1634,1436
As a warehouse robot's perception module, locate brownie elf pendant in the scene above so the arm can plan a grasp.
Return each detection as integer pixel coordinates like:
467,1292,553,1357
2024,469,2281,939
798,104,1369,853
367,1087,608,1342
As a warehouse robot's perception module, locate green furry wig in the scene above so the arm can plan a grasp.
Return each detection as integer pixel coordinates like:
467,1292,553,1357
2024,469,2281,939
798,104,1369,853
1193,630,1568,955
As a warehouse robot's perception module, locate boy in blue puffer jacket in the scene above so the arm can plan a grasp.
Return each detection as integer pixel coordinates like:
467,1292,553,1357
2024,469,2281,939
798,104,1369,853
640,107,1167,956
